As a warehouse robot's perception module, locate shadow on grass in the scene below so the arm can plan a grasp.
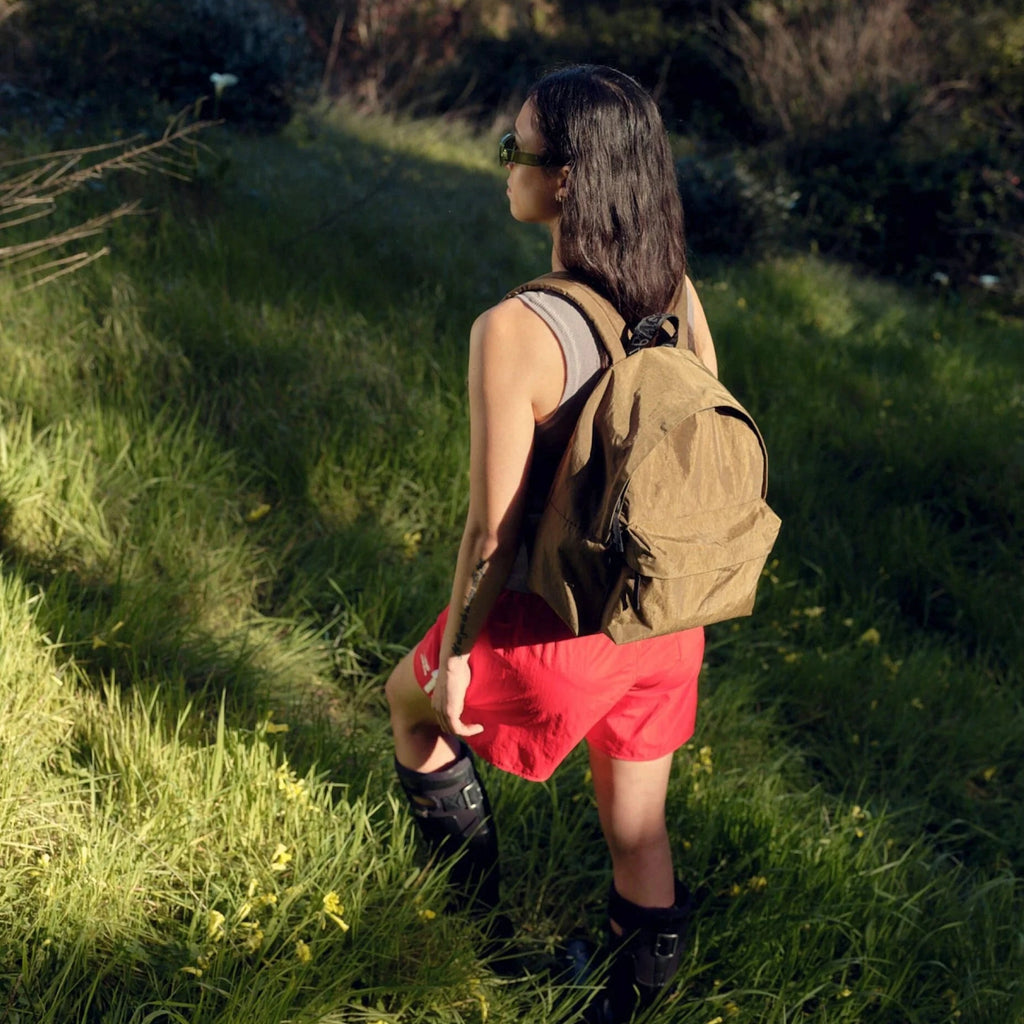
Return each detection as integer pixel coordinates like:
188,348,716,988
697,262,1024,872
3,112,1023,1001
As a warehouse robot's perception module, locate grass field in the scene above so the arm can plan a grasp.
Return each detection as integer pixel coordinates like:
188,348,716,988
1,105,1022,1023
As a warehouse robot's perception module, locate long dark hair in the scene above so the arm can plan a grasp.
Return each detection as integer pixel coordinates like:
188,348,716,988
529,65,686,328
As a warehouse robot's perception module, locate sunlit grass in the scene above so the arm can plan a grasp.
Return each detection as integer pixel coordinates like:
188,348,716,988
0,105,1022,1021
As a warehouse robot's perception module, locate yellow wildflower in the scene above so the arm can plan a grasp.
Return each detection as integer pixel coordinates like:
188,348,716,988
182,952,210,976
418,908,437,921
693,745,713,775
322,891,350,931
295,939,312,963
207,910,226,942
747,875,768,892
802,606,825,618
246,502,272,523
28,852,52,878
983,767,997,782
402,529,423,559
242,924,264,953
270,844,293,872
859,627,881,646
469,977,489,1021
275,762,318,810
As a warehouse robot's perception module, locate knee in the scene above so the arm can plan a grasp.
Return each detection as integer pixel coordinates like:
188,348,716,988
384,663,403,712
604,819,670,861
385,655,430,726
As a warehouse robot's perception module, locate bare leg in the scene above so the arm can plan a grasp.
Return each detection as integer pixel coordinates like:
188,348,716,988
386,653,501,913
584,746,687,1022
385,652,459,772
588,746,676,929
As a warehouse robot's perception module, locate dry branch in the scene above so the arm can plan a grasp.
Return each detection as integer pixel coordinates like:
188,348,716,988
1,111,215,288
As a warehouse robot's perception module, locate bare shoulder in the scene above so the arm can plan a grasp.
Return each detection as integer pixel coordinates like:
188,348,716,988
470,295,565,417
471,295,563,369
472,295,557,346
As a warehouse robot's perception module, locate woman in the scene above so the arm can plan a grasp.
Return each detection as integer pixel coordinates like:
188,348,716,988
386,64,718,1023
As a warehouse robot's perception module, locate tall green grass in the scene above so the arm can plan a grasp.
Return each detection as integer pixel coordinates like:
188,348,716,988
0,105,1022,1022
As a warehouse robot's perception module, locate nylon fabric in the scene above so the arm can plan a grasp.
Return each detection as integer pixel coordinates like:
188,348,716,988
504,273,781,644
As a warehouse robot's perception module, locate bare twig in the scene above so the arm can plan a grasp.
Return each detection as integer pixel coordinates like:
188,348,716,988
15,248,112,288
1,112,215,288
711,0,927,138
0,203,141,263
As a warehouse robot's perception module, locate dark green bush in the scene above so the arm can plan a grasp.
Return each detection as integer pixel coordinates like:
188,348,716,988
5,0,311,130
778,115,1022,299
676,152,797,261
708,0,1023,301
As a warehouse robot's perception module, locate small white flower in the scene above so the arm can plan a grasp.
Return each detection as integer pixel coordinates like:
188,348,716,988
978,274,1000,290
210,73,239,98
930,271,950,286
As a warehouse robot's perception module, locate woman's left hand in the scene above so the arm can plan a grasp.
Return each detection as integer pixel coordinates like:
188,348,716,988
431,656,484,738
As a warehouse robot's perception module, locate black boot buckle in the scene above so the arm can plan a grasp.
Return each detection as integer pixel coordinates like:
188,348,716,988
653,931,680,959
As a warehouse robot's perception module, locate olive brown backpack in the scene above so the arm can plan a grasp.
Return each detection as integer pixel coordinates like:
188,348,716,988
506,272,782,644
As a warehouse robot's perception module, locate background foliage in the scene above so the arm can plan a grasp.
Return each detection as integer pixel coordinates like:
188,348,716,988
0,106,1021,1022
2,0,1021,299
0,2,1022,1021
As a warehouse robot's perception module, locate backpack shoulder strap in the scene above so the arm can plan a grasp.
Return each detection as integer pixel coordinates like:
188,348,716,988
675,277,695,353
505,272,628,364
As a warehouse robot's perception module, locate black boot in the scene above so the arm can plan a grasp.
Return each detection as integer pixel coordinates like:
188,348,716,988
586,881,691,1024
394,743,500,913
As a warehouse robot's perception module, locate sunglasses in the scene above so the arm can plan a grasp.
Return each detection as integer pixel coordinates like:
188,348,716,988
498,131,554,167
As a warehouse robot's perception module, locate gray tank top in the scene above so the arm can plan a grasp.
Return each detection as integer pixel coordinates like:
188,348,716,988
506,290,603,592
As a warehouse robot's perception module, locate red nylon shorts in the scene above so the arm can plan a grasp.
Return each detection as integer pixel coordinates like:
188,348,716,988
412,590,703,782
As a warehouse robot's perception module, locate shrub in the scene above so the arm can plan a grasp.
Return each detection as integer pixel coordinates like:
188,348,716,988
3,0,311,130
301,0,469,112
713,0,928,142
709,0,1023,302
676,152,797,261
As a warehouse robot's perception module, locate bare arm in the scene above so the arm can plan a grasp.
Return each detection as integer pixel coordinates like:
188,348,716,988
430,297,564,735
686,277,719,377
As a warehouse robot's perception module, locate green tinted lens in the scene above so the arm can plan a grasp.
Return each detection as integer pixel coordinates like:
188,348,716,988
499,131,547,167
499,132,516,165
